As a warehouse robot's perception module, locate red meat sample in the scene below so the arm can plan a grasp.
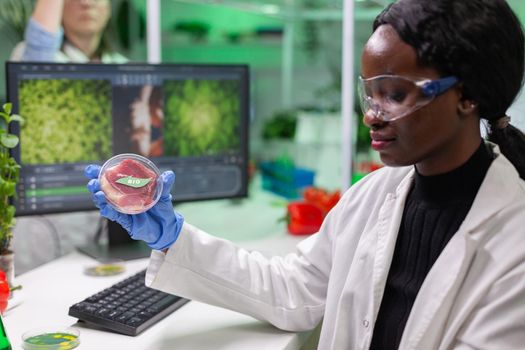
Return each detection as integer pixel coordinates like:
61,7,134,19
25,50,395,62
100,158,158,213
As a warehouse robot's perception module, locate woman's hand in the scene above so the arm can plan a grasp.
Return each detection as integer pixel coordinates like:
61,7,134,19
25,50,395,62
84,165,184,251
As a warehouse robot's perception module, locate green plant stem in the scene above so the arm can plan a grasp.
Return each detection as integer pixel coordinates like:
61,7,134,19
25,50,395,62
9,285,22,292
0,104,24,254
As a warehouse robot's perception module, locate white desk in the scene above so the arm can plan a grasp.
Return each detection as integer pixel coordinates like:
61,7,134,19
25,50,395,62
4,240,313,349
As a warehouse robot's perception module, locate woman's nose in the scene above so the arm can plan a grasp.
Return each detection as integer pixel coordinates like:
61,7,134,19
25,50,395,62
362,107,387,129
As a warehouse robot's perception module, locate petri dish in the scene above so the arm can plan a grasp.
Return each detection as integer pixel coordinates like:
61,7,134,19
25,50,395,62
84,258,125,277
22,327,80,350
99,153,163,214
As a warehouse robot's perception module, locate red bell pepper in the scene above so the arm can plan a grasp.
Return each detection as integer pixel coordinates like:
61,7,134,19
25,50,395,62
303,187,341,215
0,271,9,314
286,202,324,235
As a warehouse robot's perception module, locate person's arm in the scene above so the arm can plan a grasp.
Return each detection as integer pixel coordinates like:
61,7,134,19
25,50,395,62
17,0,65,61
144,189,352,332
146,221,332,332
32,0,64,33
144,167,382,333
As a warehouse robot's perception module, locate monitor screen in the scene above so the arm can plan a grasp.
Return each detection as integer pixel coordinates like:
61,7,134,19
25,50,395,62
6,62,249,217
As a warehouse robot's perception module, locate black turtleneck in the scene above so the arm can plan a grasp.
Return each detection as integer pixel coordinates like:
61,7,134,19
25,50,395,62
369,141,494,350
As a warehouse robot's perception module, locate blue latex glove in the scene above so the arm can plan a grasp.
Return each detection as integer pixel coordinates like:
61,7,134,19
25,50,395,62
84,164,184,251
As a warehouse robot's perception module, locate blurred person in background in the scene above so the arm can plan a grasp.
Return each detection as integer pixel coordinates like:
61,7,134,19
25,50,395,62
10,0,127,63
8,0,127,274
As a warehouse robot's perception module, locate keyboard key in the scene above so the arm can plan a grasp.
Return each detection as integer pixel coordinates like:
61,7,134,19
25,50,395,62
137,311,153,319
147,295,181,313
84,306,98,314
96,308,112,317
72,302,90,311
107,310,121,320
126,317,145,327
115,311,135,323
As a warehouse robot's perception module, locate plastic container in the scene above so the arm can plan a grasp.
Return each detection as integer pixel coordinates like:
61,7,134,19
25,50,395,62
22,327,80,350
99,154,163,214
259,161,315,199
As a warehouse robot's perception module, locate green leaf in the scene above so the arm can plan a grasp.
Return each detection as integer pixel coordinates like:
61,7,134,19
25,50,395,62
9,114,25,126
116,176,152,188
0,133,19,148
2,103,12,115
5,205,15,224
0,112,9,124
4,182,15,197
0,178,6,196
8,157,19,165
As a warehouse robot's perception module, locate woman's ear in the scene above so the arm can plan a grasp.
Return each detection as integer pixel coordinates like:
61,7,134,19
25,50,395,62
454,83,477,115
458,99,477,115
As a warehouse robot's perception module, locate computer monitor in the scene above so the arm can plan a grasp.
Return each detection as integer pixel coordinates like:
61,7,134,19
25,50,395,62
6,62,249,259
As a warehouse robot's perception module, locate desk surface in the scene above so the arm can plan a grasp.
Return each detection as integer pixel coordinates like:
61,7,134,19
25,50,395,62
5,238,310,350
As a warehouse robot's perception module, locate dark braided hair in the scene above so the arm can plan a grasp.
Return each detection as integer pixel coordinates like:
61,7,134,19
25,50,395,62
374,0,525,179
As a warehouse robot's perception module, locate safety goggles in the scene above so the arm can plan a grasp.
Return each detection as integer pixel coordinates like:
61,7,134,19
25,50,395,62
358,75,459,121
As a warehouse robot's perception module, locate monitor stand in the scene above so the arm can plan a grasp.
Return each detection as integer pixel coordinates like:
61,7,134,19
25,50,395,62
77,219,152,261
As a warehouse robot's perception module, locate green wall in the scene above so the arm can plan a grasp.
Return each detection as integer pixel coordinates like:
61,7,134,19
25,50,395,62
508,0,525,22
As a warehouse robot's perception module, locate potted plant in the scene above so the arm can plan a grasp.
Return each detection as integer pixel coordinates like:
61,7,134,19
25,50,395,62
0,102,24,289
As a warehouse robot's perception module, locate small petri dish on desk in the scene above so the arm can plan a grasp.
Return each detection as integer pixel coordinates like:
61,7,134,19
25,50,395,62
22,327,80,350
84,258,125,277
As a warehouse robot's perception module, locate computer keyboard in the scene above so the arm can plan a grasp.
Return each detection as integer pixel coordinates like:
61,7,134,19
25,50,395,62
68,269,189,336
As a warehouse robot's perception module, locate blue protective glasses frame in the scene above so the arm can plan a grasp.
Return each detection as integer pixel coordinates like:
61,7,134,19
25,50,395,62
358,75,459,121
417,76,459,97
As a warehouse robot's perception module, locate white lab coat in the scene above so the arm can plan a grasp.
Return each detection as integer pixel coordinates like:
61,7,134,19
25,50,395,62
146,144,525,350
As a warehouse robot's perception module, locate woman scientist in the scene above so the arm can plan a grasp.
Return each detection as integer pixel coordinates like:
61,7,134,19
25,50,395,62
10,0,126,63
85,0,525,348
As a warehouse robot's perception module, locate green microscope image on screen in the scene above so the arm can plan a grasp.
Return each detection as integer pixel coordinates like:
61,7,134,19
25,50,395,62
18,79,113,164
163,79,241,157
